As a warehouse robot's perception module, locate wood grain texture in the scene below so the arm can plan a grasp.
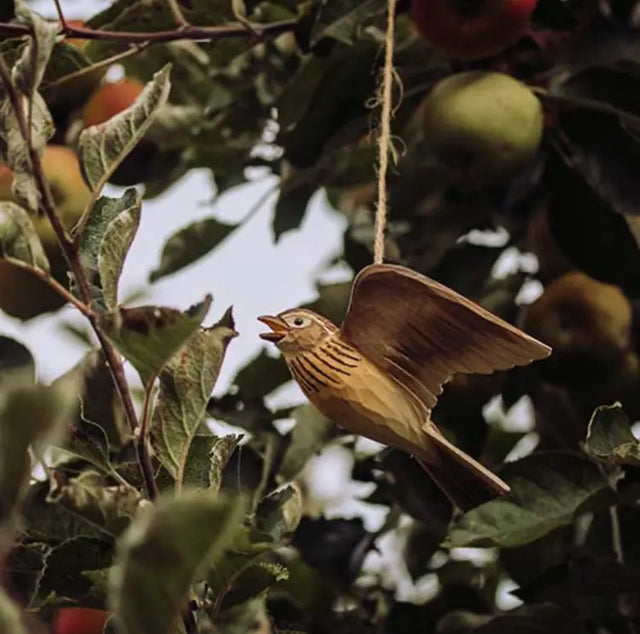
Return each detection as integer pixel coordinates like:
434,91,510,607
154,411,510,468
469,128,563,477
258,263,553,510
341,263,551,411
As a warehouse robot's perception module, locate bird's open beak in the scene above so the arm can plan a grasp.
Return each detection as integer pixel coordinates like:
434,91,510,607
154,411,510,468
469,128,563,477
258,315,288,343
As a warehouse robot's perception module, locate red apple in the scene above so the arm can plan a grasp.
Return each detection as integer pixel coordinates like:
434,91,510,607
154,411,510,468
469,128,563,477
410,0,538,60
63,20,89,52
82,79,144,128
51,608,110,634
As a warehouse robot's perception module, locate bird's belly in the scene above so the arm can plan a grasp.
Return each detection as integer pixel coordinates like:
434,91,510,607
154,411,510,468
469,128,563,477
308,359,427,456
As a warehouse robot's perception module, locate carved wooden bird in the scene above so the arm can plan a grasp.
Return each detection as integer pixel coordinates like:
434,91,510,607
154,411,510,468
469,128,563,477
258,263,551,511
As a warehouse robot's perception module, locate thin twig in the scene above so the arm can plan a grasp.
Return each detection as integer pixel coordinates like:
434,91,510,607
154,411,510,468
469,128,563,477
610,505,624,564
181,607,198,634
532,86,640,129
373,0,398,264
137,377,159,500
166,0,190,28
240,180,279,224
0,19,296,44
0,53,157,501
0,57,73,249
44,43,148,93
52,0,66,26
5,259,94,317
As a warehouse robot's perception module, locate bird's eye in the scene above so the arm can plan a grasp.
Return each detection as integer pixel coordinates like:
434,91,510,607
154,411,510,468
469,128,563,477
293,317,305,327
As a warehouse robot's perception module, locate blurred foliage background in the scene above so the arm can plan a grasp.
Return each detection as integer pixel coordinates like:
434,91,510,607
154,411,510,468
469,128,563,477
2,0,640,633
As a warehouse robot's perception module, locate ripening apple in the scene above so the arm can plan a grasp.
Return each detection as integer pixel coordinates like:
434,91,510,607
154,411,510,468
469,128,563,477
52,607,110,634
523,271,639,392
420,70,543,182
80,78,163,186
0,145,91,319
525,271,640,432
63,19,89,52
410,0,538,60
81,78,144,128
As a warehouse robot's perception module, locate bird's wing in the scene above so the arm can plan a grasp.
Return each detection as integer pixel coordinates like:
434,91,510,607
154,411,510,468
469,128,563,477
340,263,551,411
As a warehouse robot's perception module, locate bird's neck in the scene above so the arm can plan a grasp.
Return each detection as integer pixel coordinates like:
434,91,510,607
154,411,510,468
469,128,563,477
286,332,359,363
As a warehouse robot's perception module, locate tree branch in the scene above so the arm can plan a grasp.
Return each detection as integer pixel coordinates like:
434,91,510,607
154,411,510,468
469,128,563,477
3,259,94,318
51,0,67,27
138,377,159,501
44,43,148,94
0,18,296,44
0,53,157,501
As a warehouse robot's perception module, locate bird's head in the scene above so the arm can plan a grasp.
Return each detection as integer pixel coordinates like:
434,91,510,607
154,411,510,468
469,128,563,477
258,308,337,356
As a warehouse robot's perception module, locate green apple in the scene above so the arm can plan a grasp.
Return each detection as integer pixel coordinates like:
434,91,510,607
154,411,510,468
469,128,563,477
421,71,543,182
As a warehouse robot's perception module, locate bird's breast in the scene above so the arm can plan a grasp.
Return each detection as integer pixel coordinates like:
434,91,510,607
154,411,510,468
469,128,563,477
287,337,428,455
288,337,361,395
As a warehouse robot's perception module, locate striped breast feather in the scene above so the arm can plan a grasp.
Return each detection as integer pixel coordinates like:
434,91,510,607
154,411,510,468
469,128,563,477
288,338,361,393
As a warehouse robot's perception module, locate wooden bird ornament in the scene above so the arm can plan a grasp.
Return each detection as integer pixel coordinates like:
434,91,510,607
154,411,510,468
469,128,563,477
258,263,551,511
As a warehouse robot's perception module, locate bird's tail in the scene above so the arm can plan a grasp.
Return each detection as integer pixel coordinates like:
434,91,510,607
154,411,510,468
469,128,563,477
417,427,510,513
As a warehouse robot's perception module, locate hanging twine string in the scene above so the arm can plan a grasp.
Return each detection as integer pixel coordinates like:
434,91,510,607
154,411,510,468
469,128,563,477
373,0,398,264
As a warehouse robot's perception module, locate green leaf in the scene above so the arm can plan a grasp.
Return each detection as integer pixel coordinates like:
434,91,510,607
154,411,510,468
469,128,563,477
97,296,212,386
6,541,49,607
78,188,142,309
21,481,103,542
584,403,640,466
12,2,59,97
0,2,57,212
150,307,238,483
278,405,336,480
216,595,272,634
36,535,115,605
47,470,142,537
208,433,244,494
0,94,53,212
310,0,387,45
109,490,247,634
178,432,215,490
207,530,276,612
374,449,453,531
207,392,277,434
225,561,289,607
145,103,204,148
0,335,35,381
232,349,291,400
149,217,238,283
254,484,302,543
78,64,171,193
51,349,129,472
446,452,618,549
0,587,26,634
273,180,315,241
57,416,113,477
0,201,49,270
0,374,79,554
